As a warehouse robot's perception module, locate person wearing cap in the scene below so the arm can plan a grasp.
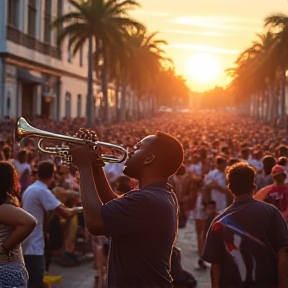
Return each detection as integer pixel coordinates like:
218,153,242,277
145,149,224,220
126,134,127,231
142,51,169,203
254,164,288,224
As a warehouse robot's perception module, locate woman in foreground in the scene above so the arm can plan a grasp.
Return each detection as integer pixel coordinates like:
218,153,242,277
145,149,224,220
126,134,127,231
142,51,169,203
0,161,36,288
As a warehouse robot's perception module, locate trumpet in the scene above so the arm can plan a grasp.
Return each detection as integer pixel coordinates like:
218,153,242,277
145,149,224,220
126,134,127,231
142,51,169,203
15,117,127,164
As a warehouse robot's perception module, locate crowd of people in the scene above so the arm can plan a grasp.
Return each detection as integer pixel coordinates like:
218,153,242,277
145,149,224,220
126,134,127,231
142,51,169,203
0,111,288,287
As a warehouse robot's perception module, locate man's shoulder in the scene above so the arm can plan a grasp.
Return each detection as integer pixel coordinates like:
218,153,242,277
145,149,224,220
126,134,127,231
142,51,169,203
207,170,216,176
123,185,174,203
254,184,274,200
24,181,46,193
220,198,275,215
125,186,163,198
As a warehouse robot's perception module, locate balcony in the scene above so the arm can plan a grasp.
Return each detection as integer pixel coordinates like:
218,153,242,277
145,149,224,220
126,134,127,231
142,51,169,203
6,24,61,60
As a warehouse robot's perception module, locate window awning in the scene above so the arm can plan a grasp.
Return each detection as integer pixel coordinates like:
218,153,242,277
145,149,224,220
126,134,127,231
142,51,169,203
17,68,46,84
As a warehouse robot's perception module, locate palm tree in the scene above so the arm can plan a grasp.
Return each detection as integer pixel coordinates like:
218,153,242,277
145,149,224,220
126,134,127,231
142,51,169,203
122,30,171,121
152,68,190,108
265,13,288,128
52,0,144,126
252,32,280,122
226,31,279,122
226,45,261,117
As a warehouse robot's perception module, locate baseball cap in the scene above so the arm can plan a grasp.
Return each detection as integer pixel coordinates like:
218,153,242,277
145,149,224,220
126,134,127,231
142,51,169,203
271,165,286,177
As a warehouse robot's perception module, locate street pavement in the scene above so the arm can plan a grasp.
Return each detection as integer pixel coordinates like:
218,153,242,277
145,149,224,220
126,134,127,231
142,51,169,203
46,218,211,288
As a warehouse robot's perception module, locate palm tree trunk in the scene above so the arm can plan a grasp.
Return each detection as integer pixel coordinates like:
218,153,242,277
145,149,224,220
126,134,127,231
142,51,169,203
274,89,280,127
151,95,155,116
280,68,287,128
120,79,127,123
260,93,264,120
137,96,141,120
115,83,120,123
255,94,259,119
86,36,93,127
248,95,253,117
265,89,271,123
251,94,256,118
101,49,109,124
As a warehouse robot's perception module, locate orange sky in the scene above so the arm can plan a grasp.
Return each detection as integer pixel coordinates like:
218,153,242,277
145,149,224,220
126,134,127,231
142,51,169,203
129,0,288,92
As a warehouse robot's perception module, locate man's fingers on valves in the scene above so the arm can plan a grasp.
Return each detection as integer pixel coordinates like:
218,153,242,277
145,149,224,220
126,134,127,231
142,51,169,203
74,128,98,142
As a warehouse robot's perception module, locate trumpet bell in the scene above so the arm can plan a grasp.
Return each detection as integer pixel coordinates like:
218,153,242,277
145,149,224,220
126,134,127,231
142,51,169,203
15,117,38,143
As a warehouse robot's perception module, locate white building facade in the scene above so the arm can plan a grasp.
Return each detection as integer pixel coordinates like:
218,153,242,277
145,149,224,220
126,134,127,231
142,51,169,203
0,0,103,122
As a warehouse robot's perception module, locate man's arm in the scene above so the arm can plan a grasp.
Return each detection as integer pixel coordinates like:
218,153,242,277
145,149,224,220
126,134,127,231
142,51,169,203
254,185,272,201
69,144,107,235
0,204,36,251
91,162,118,204
209,181,228,194
77,164,105,235
278,246,288,288
210,263,221,288
53,205,82,219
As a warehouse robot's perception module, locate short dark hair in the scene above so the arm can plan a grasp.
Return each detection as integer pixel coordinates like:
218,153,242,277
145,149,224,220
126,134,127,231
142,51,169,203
226,162,256,196
215,155,227,165
17,149,28,163
37,161,55,180
262,155,276,176
276,144,288,151
277,156,288,166
228,158,240,166
153,132,184,177
2,145,11,160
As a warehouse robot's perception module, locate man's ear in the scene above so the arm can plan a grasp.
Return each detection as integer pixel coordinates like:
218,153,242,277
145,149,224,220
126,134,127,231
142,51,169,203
144,154,155,165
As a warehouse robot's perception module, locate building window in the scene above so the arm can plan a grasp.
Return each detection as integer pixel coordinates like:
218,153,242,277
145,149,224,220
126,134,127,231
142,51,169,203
65,92,71,117
7,0,18,27
44,0,52,43
79,46,83,67
28,0,36,37
77,94,82,117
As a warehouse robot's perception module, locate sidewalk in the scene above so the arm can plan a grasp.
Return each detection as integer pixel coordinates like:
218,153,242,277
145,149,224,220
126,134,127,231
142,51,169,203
47,219,211,288
176,218,211,288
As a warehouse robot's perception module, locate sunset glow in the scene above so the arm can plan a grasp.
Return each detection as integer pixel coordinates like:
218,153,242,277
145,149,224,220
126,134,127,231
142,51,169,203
130,0,288,92
185,53,221,83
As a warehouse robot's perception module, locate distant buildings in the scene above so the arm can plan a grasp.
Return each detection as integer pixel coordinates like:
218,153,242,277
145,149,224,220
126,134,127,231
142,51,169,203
0,0,106,121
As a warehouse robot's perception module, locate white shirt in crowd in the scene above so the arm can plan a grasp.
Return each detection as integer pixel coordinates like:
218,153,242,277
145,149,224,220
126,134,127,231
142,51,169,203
186,162,202,176
248,159,263,173
21,180,61,255
104,162,125,184
205,169,227,212
10,159,31,176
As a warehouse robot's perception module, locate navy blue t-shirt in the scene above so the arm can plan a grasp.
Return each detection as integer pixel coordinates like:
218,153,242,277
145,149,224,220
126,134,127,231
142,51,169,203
202,197,288,288
101,183,178,288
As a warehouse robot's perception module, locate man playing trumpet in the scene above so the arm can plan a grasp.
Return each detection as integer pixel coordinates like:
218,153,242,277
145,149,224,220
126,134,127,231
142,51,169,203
69,131,184,288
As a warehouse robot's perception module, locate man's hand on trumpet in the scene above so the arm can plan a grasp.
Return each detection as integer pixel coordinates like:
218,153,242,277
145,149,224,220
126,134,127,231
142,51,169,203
69,128,104,168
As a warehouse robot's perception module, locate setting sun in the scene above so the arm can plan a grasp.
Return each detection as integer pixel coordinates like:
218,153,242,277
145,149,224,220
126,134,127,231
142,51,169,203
185,53,221,83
